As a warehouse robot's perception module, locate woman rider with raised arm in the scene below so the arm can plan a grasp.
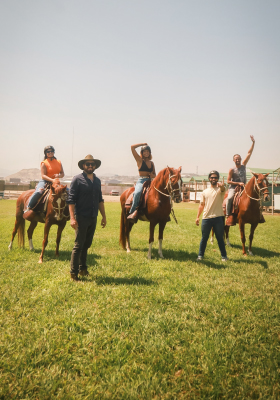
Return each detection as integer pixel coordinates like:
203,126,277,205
127,143,156,221
24,145,65,219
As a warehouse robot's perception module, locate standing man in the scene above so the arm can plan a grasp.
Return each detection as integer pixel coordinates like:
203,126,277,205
68,154,107,281
226,135,255,225
196,170,227,262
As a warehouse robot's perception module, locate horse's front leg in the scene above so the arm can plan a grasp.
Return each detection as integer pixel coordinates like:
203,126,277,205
38,221,51,264
239,221,247,255
55,221,66,257
27,220,38,250
148,221,157,260
158,221,167,258
248,223,258,256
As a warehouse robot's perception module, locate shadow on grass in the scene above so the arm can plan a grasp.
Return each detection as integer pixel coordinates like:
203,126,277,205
31,249,101,263
226,243,279,259
91,275,157,286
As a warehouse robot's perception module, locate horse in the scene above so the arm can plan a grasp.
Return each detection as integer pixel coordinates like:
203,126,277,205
224,173,270,255
8,181,69,263
120,167,182,259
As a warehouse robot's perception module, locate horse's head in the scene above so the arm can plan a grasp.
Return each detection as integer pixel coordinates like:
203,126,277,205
252,173,270,202
166,166,182,203
50,183,68,220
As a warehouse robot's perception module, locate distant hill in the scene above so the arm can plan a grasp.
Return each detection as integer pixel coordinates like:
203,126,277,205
5,168,41,182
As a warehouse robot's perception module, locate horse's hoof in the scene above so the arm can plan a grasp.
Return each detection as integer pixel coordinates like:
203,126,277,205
38,259,43,264
126,249,131,253
158,254,164,259
248,251,253,256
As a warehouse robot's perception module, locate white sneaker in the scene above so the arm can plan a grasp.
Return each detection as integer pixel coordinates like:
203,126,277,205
222,257,228,262
197,256,203,261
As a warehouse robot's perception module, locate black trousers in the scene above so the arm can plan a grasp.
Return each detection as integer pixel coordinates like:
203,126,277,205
70,215,97,275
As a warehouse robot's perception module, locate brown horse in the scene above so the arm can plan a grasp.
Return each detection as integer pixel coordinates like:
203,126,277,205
120,167,182,259
225,173,270,255
8,182,69,263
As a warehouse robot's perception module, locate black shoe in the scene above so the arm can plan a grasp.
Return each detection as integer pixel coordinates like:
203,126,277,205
79,269,89,277
70,273,81,281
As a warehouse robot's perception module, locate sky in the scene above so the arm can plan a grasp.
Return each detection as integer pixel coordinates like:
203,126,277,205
0,0,279,177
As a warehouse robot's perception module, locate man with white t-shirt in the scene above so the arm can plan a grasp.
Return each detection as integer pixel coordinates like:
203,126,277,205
196,170,228,262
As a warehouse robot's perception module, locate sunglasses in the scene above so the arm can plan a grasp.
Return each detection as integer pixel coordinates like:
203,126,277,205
46,150,54,153
85,162,95,167
210,176,218,180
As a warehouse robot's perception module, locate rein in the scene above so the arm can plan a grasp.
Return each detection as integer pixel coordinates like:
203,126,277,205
153,172,181,224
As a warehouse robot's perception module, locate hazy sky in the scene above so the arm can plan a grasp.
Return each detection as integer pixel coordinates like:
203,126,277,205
1,0,279,177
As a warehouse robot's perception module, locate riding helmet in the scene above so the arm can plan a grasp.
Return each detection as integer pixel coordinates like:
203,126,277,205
140,145,151,155
44,145,55,155
208,170,220,180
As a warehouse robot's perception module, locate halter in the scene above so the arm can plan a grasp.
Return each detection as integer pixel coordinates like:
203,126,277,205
153,172,182,223
51,191,68,220
244,177,269,202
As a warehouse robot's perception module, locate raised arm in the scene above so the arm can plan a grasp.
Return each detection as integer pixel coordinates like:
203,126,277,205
243,135,255,166
131,143,147,163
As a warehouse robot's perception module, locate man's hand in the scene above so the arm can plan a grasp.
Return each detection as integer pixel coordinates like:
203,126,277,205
70,217,78,230
196,217,200,226
101,217,107,228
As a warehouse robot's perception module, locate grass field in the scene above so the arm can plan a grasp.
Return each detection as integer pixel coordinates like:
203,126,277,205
0,200,280,399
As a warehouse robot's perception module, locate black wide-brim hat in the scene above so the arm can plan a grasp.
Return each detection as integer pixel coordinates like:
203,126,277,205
78,154,101,170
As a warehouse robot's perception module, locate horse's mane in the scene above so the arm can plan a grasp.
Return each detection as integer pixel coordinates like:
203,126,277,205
153,167,175,187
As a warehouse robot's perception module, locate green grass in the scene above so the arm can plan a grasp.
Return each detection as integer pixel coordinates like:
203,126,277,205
0,200,280,399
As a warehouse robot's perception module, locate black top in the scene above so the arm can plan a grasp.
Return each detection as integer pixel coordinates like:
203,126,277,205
67,172,104,218
139,160,154,173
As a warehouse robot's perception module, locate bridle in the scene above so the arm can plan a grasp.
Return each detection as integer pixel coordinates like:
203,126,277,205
51,191,68,220
153,172,182,200
153,171,182,223
244,177,269,202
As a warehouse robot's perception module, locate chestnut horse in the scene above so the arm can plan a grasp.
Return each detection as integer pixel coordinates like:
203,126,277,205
8,182,69,263
120,167,182,259
225,173,270,255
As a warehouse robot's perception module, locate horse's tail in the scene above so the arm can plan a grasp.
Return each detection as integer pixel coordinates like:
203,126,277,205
18,218,25,248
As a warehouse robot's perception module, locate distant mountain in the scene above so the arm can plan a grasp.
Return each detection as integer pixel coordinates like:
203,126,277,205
5,168,41,182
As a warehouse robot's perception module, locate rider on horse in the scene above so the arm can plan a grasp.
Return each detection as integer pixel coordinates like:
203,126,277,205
23,145,66,219
226,135,255,225
127,143,156,221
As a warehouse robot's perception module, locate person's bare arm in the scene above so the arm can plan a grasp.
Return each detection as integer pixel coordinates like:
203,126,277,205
99,202,107,228
196,202,205,226
131,143,147,165
41,163,60,184
243,135,255,166
150,162,156,179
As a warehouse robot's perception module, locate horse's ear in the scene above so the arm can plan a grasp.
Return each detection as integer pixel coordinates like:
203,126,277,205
167,165,172,173
264,173,270,178
178,166,182,173
252,173,259,179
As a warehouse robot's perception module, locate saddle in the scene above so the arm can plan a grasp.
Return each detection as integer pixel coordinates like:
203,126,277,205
125,180,151,221
22,184,52,222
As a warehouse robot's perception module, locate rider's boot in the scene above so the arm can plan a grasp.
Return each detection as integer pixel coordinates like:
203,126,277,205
127,210,138,221
226,214,236,226
23,208,36,221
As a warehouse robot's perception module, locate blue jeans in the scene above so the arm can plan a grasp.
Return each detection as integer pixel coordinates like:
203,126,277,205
198,216,227,258
28,180,48,208
129,177,150,214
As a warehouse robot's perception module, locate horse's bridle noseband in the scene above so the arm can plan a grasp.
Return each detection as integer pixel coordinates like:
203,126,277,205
51,191,68,220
